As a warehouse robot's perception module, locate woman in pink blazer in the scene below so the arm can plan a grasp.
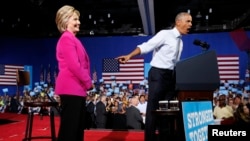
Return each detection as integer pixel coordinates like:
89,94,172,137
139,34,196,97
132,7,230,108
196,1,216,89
55,5,93,141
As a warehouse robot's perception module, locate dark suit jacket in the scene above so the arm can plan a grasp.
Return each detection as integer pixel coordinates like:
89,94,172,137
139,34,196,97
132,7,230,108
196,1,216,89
86,101,96,128
95,101,107,128
126,105,143,129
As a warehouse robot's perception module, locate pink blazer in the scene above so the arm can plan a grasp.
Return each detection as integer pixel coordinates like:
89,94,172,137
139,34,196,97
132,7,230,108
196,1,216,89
55,31,92,97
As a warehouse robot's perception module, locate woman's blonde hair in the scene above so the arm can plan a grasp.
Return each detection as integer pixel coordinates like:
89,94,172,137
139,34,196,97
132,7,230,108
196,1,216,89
55,5,80,33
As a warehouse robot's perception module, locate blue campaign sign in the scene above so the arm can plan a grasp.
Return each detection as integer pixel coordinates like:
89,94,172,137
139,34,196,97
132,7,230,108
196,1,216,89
182,101,214,141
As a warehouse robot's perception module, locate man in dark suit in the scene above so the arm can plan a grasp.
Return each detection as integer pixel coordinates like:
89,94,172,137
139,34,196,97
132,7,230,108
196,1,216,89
126,96,143,129
85,95,96,129
95,95,108,128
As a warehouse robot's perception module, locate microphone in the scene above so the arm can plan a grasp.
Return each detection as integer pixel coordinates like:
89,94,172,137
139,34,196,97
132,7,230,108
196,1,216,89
193,39,210,50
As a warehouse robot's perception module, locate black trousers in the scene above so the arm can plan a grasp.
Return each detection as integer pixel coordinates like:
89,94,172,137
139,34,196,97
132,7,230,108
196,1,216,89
57,95,86,141
144,67,176,141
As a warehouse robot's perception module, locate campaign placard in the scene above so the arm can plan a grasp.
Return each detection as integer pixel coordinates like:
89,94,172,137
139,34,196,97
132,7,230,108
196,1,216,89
182,101,214,141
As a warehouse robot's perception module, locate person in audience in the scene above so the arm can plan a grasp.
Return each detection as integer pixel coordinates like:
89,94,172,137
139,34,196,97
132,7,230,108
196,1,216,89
213,96,219,109
105,97,115,129
116,12,192,141
105,96,114,112
111,101,127,130
111,95,126,110
110,100,119,114
234,102,250,126
232,94,242,112
55,5,93,141
9,96,19,113
126,96,144,129
136,94,147,124
228,97,234,109
213,94,234,119
95,95,108,128
50,95,61,116
0,96,6,113
120,101,127,114
17,96,24,114
5,95,12,112
85,94,96,129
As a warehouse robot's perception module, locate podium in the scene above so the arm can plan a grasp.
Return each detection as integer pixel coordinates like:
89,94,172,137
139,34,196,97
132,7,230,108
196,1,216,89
170,50,220,140
176,50,220,102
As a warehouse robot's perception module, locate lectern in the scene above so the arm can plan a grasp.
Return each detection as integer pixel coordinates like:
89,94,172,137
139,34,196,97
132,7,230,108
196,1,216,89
18,70,59,141
176,50,220,102
172,50,220,140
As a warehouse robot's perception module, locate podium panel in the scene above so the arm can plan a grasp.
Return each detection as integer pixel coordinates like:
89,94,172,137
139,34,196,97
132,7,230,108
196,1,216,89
178,90,213,102
176,50,220,91
17,70,30,86
176,50,220,102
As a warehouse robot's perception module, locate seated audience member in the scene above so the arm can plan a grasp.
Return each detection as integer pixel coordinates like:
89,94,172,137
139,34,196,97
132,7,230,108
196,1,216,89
213,94,234,119
126,96,143,129
234,102,250,126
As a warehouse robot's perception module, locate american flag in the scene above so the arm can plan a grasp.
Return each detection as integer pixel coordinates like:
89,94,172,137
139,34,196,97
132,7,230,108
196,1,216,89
0,64,24,85
217,55,239,82
102,58,144,84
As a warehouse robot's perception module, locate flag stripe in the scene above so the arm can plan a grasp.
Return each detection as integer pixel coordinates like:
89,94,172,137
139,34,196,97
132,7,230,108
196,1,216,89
218,66,239,69
0,65,24,85
217,56,239,82
102,58,144,84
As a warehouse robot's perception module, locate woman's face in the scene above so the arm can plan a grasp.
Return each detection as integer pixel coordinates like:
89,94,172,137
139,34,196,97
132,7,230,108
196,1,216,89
66,12,80,34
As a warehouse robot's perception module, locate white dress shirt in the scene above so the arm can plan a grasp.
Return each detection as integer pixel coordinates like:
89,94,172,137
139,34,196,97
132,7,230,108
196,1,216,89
136,101,147,124
138,27,182,70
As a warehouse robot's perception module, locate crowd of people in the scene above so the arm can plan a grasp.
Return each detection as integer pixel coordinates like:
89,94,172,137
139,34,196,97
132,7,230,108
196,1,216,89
0,79,148,130
85,84,148,130
1,78,250,128
213,79,250,126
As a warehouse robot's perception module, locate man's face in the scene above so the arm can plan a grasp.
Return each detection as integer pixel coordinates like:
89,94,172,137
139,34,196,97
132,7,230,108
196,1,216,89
177,15,192,35
218,95,226,107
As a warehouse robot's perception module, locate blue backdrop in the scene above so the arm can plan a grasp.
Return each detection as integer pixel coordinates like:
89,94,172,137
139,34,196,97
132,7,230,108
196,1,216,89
0,31,249,95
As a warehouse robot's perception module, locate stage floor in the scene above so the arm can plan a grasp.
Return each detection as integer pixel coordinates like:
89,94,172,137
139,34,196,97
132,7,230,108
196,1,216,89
0,113,144,141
